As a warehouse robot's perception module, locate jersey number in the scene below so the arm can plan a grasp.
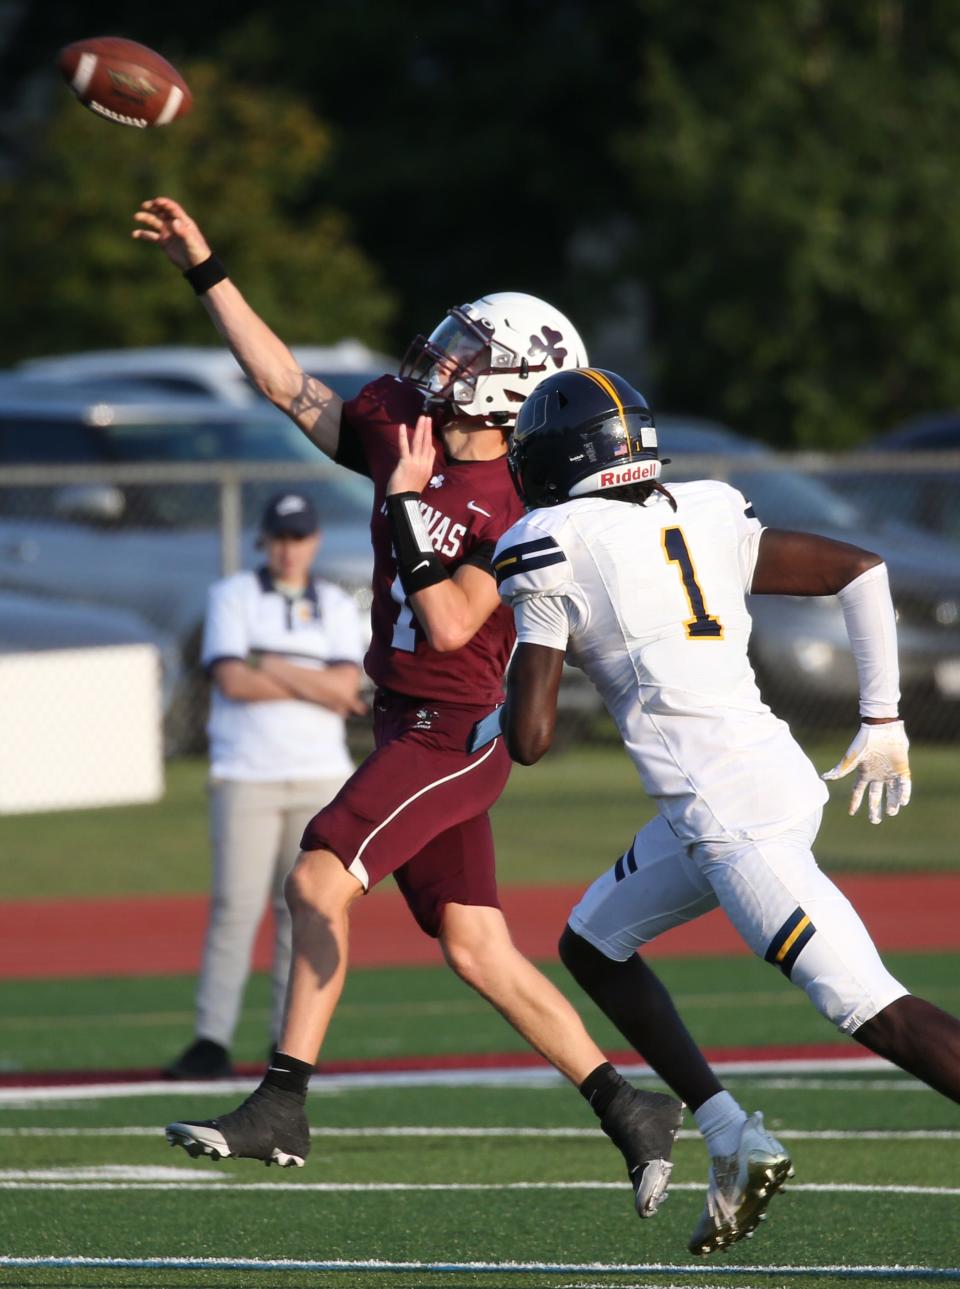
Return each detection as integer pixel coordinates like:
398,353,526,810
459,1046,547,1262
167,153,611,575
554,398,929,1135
390,574,417,652
662,527,723,639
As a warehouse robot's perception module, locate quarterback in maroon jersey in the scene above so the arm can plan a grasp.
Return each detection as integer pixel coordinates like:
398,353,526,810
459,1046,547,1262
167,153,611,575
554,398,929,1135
134,196,684,1222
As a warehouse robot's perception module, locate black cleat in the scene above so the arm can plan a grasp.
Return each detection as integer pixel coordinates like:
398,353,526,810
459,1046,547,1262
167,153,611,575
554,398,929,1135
600,1084,684,1218
164,1038,233,1081
166,1084,310,1168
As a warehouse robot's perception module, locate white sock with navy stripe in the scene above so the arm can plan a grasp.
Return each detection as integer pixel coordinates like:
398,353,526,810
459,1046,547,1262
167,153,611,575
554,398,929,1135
693,1090,747,1160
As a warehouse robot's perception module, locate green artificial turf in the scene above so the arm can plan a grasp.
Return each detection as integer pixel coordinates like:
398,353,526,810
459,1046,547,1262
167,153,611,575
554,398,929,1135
0,1074,957,1289
1,739,958,902
2,953,958,1074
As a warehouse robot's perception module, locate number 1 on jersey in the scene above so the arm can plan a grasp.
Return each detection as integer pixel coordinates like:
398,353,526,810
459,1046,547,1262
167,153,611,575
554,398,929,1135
662,527,723,639
390,573,418,651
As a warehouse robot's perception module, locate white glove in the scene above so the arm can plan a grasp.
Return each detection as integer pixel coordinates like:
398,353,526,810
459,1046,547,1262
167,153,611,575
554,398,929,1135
822,720,912,825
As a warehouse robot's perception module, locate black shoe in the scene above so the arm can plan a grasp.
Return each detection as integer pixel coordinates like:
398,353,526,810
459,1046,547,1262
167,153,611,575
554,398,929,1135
600,1084,684,1218
166,1083,310,1168
164,1038,234,1081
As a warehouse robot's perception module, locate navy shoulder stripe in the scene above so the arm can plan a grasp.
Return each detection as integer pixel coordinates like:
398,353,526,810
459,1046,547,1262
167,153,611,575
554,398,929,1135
494,533,567,588
496,551,566,587
494,534,561,569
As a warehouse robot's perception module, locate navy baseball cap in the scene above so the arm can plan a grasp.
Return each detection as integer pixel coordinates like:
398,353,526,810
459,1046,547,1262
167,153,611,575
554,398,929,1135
260,491,320,538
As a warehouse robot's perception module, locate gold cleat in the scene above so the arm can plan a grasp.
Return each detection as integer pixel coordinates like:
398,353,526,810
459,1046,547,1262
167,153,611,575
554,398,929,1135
688,1111,793,1256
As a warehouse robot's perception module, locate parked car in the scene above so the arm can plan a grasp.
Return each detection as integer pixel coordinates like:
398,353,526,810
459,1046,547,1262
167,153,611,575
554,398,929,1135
0,394,376,750
0,589,182,744
14,341,397,406
828,412,960,545
870,411,960,451
0,587,180,660
0,391,602,748
656,415,960,734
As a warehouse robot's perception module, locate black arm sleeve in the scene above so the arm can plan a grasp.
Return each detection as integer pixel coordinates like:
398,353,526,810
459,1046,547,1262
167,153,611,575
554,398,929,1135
460,540,496,578
333,411,372,478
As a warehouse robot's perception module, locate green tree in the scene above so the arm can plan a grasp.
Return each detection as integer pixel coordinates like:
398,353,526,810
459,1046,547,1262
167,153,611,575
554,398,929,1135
616,2,960,446
0,62,394,363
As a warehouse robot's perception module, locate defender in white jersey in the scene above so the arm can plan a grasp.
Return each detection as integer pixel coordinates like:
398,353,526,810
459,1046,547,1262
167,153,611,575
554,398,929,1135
489,368,960,1256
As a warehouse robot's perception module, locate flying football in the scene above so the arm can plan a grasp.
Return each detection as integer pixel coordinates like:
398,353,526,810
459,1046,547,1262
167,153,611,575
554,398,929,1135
58,36,192,128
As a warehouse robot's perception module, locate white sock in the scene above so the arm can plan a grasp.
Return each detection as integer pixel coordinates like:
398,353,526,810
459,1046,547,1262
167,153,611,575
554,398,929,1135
693,1090,747,1159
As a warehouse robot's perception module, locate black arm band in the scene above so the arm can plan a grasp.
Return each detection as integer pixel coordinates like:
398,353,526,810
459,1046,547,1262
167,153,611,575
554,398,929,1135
183,254,228,295
386,491,449,596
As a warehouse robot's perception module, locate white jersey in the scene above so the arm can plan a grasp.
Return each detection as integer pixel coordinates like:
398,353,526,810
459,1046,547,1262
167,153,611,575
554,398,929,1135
202,569,364,782
494,480,827,843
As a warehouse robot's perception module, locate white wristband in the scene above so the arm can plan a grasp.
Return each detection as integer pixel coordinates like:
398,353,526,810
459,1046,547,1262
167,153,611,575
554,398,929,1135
835,563,900,719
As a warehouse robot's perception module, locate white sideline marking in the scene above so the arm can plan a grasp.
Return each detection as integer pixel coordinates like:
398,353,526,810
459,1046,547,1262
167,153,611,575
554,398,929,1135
0,1165,220,1182
747,1077,933,1092
2,1170,958,1196
0,1055,914,1106
1,1255,958,1279
1,1124,958,1141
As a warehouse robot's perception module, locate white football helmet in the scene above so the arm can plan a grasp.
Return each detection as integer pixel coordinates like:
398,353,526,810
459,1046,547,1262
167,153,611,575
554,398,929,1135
400,292,588,428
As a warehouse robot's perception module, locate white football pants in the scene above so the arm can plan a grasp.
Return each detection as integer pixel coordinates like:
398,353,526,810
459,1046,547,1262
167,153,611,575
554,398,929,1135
568,809,908,1034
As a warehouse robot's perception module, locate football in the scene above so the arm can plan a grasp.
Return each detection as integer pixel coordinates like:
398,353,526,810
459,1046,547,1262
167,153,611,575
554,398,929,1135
58,36,192,129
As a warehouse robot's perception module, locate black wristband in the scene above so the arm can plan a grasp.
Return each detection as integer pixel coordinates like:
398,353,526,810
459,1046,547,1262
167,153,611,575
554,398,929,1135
387,491,448,596
183,253,228,295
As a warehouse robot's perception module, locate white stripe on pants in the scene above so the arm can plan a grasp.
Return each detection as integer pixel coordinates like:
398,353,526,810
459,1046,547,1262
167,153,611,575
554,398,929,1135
196,775,347,1048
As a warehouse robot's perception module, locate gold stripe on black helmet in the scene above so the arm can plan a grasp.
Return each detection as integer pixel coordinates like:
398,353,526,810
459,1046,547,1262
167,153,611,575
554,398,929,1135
574,368,631,459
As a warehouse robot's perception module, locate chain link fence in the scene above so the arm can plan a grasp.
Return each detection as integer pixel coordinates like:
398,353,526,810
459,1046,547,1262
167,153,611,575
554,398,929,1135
0,454,958,769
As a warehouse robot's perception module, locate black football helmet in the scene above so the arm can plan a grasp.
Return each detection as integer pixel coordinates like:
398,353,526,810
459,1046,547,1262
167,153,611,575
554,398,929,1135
508,368,663,508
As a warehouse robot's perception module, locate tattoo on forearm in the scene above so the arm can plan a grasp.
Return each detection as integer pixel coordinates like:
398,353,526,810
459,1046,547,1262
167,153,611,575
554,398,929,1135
290,375,335,442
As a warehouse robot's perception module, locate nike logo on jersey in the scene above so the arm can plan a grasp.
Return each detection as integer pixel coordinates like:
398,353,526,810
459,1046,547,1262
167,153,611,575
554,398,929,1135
467,500,492,517
411,560,430,573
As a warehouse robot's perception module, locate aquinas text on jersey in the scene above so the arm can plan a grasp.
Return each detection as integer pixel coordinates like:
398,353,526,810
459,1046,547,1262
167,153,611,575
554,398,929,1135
417,502,468,558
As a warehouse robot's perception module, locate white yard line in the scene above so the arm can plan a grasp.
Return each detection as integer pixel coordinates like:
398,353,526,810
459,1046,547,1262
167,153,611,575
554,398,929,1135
0,1255,958,1279
1,1170,958,1196
1,1124,958,1140
0,1056,913,1106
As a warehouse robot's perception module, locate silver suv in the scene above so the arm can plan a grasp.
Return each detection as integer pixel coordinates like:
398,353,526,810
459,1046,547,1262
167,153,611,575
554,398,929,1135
16,342,397,407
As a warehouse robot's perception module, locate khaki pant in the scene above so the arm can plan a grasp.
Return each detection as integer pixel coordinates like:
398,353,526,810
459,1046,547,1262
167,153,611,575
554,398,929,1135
196,775,347,1049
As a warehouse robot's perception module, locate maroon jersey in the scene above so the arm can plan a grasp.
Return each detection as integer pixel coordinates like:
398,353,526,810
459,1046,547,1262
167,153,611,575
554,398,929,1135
337,375,524,706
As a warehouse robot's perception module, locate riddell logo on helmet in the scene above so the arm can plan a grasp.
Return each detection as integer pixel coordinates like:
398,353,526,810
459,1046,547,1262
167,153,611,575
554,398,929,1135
599,462,659,487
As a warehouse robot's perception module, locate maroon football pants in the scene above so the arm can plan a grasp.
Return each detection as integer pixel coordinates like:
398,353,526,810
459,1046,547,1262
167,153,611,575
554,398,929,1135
301,689,510,935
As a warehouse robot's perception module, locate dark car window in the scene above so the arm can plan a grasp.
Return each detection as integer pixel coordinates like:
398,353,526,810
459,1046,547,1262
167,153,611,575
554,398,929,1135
0,415,105,463
731,468,863,531
890,425,960,450
0,407,374,529
307,370,381,401
124,376,220,397
97,414,319,464
113,473,373,529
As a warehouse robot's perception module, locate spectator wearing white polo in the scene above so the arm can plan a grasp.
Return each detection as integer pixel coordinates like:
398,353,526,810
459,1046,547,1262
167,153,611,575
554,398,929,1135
166,491,365,1080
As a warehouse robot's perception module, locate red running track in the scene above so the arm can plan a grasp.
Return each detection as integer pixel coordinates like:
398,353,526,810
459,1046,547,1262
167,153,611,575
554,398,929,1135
1,873,957,980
